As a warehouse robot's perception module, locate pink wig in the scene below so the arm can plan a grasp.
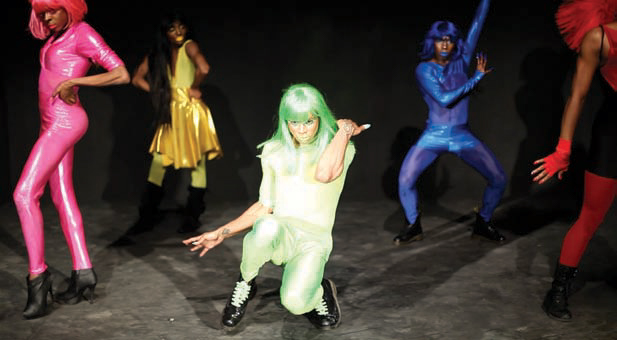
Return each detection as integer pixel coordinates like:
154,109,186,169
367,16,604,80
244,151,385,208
28,0,88,39
556,0,617,51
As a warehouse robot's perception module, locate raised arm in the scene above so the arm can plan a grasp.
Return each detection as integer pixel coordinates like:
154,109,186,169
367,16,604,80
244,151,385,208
415,61,486,107
464,0,490,65
532,27,602,184
132,56,150,92
185,40,210,99
315,119,365,183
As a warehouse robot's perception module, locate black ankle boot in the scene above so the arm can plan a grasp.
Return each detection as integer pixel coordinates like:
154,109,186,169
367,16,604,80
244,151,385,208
23,270,53,319
471,213,505,244
55,268,97,305
393,216,424,245
126,182,165,236
543,264,578,321
304,279,341,330
221,275,257,328
177,186,207,234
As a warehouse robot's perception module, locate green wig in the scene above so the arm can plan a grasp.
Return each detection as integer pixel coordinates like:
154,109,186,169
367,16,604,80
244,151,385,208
258,83,339,171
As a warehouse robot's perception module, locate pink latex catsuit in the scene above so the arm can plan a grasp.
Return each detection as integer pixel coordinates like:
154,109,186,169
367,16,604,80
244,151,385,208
13,21,124,275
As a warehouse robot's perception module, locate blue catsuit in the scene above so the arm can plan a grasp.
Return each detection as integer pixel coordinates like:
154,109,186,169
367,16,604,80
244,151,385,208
398,0,506,224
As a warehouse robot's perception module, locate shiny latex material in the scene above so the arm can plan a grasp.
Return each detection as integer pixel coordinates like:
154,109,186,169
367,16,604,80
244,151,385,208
398,125,506,223
399,0,505,224
601,25,617,91
147,152,207,188
149,40,223,169
13,21,125,275
239,141,355,315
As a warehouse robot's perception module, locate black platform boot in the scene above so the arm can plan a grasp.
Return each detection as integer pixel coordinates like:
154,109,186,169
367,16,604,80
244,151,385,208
221,275,257,328
304,279,341,330
393,215,424,245
23,270,53,320
126,182,165,236
55,268,97,305
471,213,505,244
177,186,207,234
543,264,578,321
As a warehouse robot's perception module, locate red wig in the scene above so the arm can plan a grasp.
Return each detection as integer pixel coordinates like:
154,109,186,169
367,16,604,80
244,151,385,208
556,0,617,51
28,0,88,40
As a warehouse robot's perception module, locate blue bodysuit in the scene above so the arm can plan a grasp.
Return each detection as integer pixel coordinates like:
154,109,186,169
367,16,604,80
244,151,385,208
398,0,506,224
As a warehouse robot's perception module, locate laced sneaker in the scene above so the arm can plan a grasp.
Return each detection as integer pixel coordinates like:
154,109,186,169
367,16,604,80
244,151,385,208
222,276,257,328
304,279,341,330
471,213,505,244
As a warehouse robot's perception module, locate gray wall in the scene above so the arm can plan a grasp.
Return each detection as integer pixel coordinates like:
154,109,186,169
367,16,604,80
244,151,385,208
2,1,601,208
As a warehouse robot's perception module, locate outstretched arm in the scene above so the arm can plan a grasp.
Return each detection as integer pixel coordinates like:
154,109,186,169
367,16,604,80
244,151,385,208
315,119,367,183
183,202,272,257
464,0,490,65
532,27,602,184
416,54,490,107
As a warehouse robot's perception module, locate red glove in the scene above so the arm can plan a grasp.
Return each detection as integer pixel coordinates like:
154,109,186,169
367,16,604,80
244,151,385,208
541,138,571,179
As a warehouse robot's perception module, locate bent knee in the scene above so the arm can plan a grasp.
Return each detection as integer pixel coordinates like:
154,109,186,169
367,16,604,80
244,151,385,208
280,291,314,315
253,216,282,238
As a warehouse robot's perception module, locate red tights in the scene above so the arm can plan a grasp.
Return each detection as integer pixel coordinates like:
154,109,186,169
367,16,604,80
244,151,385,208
559,171,617,267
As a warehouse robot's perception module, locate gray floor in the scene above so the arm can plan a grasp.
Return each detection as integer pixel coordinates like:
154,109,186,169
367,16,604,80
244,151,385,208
0,194,616,340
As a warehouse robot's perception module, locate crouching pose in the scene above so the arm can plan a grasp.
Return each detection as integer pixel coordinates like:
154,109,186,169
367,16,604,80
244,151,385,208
183,83,368,330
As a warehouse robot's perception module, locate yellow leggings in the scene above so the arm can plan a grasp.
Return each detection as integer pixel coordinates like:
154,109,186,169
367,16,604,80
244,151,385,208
147,153,207,188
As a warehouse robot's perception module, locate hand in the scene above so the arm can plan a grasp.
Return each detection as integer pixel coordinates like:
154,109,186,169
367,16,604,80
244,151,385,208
532,152,570,184
336,119,371,137
531,138,572,184
475,52,492,74
182,229,225,257
53,80,77,105
188,87,202,99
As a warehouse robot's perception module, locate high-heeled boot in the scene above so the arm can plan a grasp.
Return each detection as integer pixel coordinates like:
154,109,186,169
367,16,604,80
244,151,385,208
126,182,165,236
23,270,53,319
55,268,97,305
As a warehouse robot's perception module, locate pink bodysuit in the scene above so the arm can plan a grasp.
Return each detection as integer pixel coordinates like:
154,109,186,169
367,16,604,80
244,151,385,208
13,21,124,275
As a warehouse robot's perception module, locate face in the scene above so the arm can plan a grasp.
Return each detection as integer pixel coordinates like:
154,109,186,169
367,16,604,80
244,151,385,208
167,20,188,46
287,114,320,145
434,35,455,59
38,7,68,33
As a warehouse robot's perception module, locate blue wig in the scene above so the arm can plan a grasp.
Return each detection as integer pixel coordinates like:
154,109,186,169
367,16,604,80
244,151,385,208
419,21,467,77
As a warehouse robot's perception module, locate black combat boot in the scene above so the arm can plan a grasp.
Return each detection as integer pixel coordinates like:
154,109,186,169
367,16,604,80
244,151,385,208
126,182,165,236
393,215,424,245
471,213,505,244
177,186,207,234
304,279,341,330
221,275,257,328
542,264,578,321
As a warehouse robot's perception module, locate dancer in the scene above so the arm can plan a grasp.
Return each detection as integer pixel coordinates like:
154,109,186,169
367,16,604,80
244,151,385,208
183,84,369,330
14,0,129,319
128,11,223,235
395,0,507,245
532,0,617,321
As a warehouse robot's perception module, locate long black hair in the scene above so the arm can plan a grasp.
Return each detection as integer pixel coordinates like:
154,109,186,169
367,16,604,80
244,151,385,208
147,11,195,125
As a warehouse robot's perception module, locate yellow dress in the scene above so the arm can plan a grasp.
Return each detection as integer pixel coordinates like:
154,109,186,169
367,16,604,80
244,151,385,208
149,40,223,169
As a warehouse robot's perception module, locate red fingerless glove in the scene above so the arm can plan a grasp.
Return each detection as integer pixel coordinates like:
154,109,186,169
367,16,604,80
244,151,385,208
543,138,571,178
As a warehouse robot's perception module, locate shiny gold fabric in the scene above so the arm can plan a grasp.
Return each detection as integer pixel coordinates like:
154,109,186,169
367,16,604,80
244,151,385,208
149,88,223,168
148,40,222,169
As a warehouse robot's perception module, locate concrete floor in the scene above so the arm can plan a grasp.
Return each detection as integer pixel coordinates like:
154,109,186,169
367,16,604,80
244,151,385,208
0,194,616,340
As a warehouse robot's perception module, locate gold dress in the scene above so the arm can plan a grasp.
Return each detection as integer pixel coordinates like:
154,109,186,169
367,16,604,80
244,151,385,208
149,40,223,169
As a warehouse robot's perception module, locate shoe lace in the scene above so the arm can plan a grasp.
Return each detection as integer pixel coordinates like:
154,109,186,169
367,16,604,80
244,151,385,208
230,281,251,308
314,298,329,316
